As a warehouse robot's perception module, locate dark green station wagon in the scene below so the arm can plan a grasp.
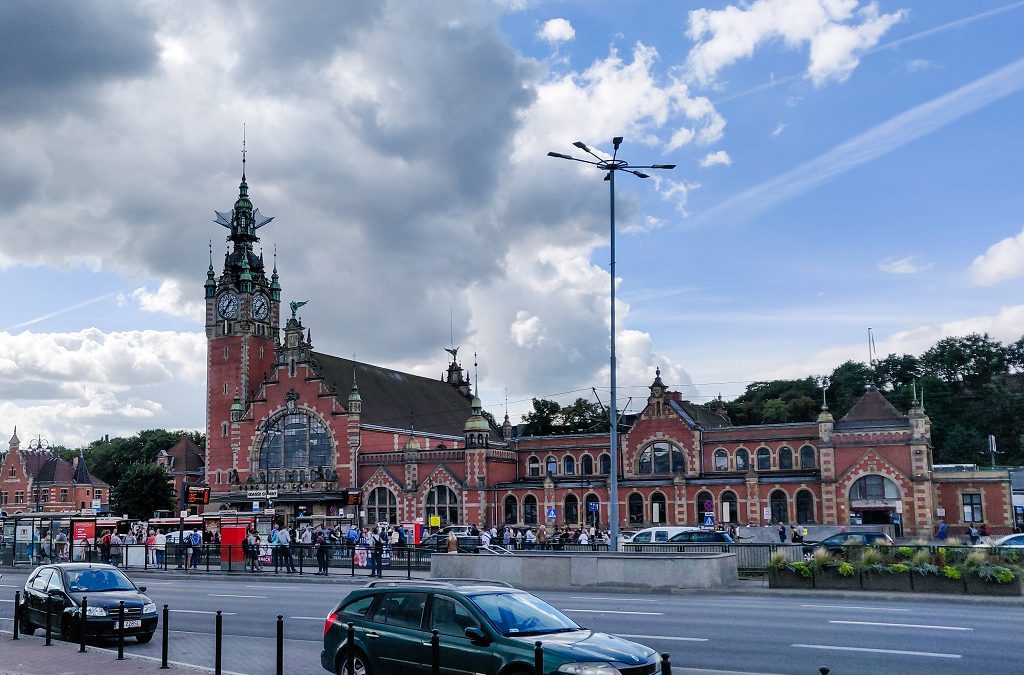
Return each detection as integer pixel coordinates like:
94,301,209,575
321,579,661,675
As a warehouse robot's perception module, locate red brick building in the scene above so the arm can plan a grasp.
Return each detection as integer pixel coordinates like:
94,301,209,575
156,436,206,512
0,430,108,514
203,171,1013,537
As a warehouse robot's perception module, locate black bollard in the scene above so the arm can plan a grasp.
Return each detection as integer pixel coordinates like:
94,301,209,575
535,640,544,675
819,669,830,675
276,615,284,675
207,544,211,573
215,610,223,675
662,653,672,675
117,601,125,659
79,596,88,652
45,594,52,645
160,605,169,669
431,629,440,675
13,591,19,640
346,622,355,675
407,548,412,579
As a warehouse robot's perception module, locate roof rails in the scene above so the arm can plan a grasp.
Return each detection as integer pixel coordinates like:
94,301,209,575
363,578,513,589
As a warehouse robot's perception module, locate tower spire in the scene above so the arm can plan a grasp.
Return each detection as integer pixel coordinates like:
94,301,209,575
241,123,247,179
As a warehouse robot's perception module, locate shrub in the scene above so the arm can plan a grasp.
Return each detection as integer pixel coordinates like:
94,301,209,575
999,549,1020,564
896,546,914,558
789,561,813,578
942,566,961,581
995,568,1016,584
964,551,987,568
891,563,909,573
808,548,832,572
974,563,1016,584
860,548,882,566
935,548,947,568
910,550,931,568
770,552,788,570
837,562,855,577
910,538,930,547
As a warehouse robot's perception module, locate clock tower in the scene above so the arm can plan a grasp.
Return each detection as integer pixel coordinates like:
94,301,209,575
205,159,281,485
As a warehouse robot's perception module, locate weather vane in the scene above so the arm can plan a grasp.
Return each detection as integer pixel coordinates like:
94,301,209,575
289,300,308,319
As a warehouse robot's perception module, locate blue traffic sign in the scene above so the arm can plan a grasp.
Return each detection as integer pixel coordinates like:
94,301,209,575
703,512,715,527
546,507,557,520
588,501,600,512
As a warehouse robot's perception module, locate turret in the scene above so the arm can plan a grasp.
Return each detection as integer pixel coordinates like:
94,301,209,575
464,395,490,449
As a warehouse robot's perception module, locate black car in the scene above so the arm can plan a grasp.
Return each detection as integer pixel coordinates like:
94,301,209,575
802,531,895,556
20,563,159,643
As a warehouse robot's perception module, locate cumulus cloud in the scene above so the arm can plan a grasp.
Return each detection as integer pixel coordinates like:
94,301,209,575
877,255,932,274
968,227,1024,286
686,0,906,87
700,150,732,167
128,280,205,321
538,18,575,44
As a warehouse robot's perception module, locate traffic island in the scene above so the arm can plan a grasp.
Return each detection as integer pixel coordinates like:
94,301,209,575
431,551,738,591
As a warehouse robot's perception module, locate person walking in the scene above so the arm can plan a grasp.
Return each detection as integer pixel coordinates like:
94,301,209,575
370,527,384,577
155,529,166,567
777,523,786,543
936,519,948,541
146,529,157,565
110,531,123,567
270,525,282,573
277,525,297,573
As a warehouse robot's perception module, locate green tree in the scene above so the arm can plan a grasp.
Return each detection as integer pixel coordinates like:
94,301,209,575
760,398,789,424
110,463,176,520
828,360,873,417
873,353,921,390
521,398,562,435
557,398,606,433
922,333,1009,387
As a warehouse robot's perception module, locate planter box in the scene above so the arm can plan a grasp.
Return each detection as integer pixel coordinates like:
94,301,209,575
768,567,814,589
814,567,861,590
911,573,966,594
861,571,912,592
965,575,1023,596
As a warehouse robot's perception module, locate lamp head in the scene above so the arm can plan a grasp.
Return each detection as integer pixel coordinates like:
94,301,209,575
572,141,589,152
612,136,623,149
634,172,650,179
652,164,676,170
547,152,572,159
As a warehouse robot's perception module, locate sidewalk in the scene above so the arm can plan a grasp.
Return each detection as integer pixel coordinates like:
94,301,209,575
0,631,211,674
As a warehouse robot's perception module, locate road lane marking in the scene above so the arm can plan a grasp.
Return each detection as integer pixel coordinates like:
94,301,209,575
0,599,13,603
562,609,663,615
171,609,238,615
0,584,19,588
568,596,660,602
829,620,972,631
246,585,301,590
793,644,961,659
617,633,708,642
208,593,267,599
290,616,327,621
800,603,911,612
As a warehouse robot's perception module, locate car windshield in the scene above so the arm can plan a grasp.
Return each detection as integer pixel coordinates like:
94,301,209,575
65,568,136,593
470,592,580,637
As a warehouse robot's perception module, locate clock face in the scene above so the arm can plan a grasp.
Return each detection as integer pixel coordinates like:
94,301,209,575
252,293,270,320
218,292,239,319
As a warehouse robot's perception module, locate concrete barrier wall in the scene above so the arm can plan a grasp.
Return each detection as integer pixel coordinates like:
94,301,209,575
431,552,738,591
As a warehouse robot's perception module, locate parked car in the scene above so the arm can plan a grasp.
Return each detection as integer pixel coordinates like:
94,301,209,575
417,533,480,553
974,533,1024,548
802,531,894,557
19,563,158,643
668,530,734,544
629,526,701,543
321,579,660,674
619,530,638,542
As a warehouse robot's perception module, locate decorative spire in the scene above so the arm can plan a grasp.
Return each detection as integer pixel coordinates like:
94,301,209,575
241,122,247,180
205,240,217,297
821,382,828,411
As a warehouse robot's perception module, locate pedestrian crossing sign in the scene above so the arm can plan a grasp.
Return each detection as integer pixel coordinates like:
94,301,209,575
703,512,715,528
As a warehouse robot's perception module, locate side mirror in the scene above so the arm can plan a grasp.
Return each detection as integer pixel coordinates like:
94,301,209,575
464,626,489,643
137,586,146,593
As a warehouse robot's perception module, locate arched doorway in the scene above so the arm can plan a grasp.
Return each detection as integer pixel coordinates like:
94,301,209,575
628,493,644,525
849,475,901,526
695,491,713,526
796,490,815,524
721,491,739,524
769,490,788,524
651,493,667,524
585,494,600,527
503,495,518,524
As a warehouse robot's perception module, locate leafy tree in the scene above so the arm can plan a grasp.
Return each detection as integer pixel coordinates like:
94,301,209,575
760,398,789,424
110,463,176,520
827,360,873,416
873,353,921,391
557,398,606,433
922,333,1008,387
521,398,562,436
727,378,820,425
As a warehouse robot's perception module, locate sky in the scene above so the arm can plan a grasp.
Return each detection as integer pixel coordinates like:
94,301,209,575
1,0,1023,447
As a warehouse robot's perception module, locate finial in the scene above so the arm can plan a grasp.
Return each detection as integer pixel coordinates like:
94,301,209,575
474,349,479,395
920,386,925,412
821,380,828,410
273,244,278,273
241,123,247,178
911,381,918,406
656,367,661,377
208,240,214,267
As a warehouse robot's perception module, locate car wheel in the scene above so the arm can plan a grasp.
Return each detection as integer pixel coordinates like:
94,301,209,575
19,612,36,636
136,631,155,644
336,649,372,675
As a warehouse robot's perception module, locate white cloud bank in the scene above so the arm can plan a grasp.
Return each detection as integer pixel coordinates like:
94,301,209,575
538,18,575,44
968,227,1024,286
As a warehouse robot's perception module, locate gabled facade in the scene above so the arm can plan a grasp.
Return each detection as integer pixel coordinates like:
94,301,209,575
0,430,108,514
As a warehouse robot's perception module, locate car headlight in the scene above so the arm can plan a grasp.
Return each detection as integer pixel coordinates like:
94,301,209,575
557,664,621,674
142,603,157,614
84,606,108,617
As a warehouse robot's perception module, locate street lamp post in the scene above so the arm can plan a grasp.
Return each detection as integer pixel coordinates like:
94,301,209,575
548,137,675,551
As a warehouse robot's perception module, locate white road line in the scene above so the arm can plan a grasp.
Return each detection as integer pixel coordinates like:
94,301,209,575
793,643,961,659
0,583,19,588
800,603,911,612
208,593,267,599
663,668,787,675
568,596,660,602
245,585,300,590
170,609,238,615
0,599,13,603
616,633,708,642
829,620,972,631
290,616,327,621
562,609,663,616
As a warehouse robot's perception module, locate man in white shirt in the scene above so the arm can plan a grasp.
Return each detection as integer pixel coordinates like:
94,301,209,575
277,526,296,573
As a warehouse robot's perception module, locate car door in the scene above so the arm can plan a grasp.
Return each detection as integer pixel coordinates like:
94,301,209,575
43,567,68,628
370,592,429,673
26,568,53,625
427,593,496,675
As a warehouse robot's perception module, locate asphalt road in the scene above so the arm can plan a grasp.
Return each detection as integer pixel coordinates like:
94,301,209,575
2,570,1022,674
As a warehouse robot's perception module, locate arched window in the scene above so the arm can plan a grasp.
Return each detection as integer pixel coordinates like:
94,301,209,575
628,493,644,525
523,495,538,524
714,449,729,472
638,442,685,474
545,456,557,476
580,455,594,475
527,456,540,477
721,491,739,523
503,495,518,524
695,491,714,525
779,446,793,470
564,495,579,525
735,448,749,472
850,475,900,500
257,412,334,473
599,453,611,475
367,487,397,525
800,445,816,469
425,485,460,526
796,490,815,523
769,490,788,524
585,494,600,526
563,455,576,475
651,492,667,524
756,447,771,471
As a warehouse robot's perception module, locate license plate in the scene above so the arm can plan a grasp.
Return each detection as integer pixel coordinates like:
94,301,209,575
115,619,142,629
